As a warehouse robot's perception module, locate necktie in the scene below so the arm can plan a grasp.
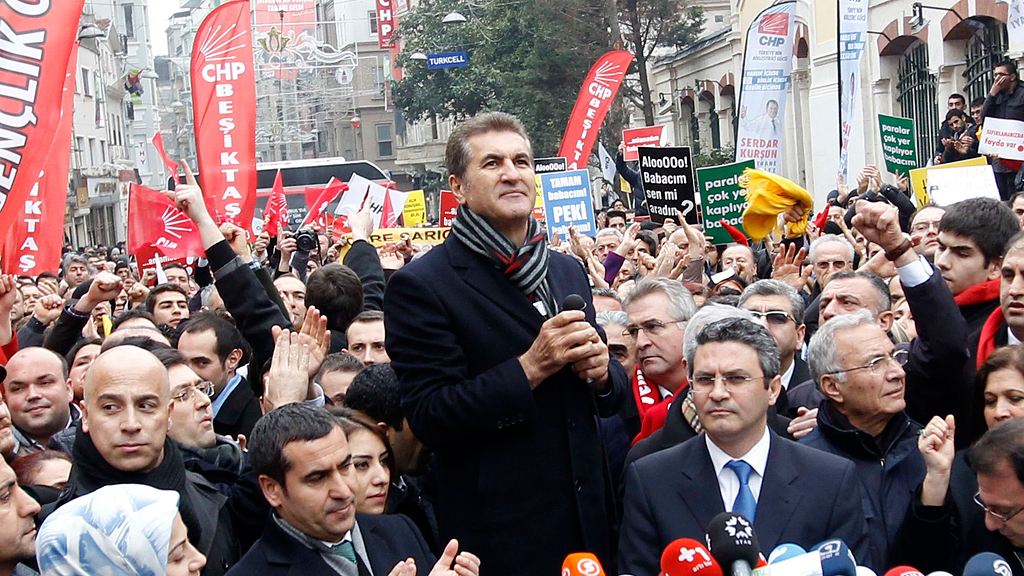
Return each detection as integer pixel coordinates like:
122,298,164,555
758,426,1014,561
332,540,358,564
726,459,757,523
771,119,777,133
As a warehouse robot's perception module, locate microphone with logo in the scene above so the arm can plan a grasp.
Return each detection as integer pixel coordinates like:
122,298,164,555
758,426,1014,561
964,552,1014,576
882,566,924,576
561,552,606,576
706,512,761,576
661,538,724,576
767,544,807,565
752,539,855,576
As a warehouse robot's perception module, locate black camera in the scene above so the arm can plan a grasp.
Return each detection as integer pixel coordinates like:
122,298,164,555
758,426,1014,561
294,228,318,252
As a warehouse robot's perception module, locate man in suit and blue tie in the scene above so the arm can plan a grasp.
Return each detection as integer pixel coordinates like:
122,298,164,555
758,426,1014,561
619,317,869,576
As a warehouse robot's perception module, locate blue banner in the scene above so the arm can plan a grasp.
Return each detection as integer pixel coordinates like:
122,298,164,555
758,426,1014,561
540,169,597,238
427,51,469,69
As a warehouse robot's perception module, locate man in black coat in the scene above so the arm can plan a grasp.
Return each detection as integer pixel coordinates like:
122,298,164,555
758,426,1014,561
981,60,1024,199
230,403,480,576
384,112,628,576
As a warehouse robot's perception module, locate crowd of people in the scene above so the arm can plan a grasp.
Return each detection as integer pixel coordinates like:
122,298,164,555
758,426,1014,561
1,64,1024,576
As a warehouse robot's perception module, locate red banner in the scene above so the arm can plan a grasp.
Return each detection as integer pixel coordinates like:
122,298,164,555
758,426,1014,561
2,41,79,275
622,125,667,161
440,190,458,227
302,178,347,228
376,0,396,48
128,184,204,263
0,0,86,252
152,132,180,185
263,170,287,236
557,50,634,170
191,0,258,234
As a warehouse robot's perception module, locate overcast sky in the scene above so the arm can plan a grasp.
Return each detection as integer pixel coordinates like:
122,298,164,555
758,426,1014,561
147,2,178,56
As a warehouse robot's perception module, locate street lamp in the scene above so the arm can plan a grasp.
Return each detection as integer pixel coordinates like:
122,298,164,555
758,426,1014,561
442,11,467,24
78,24,106,40
410,52,428,61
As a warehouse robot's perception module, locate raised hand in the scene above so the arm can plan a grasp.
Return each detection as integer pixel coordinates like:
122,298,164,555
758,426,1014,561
296,305,330,377
771,244,811,292
33,294,63,325
851,200,914,266
918,415,955,506
262,330,311,413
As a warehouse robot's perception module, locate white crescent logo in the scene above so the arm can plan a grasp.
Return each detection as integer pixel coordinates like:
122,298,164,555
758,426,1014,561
577,558,602,576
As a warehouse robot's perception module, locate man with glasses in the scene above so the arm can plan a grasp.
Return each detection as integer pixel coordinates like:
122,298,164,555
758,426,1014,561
740,280,808,393
800,311,924,572
910,205,945,261
619,317,870,576
902,417,1024,576
798,234,855,340
981,60,1024,199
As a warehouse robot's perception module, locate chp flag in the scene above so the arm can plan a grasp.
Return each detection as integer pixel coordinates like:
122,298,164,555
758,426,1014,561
638,147,699,225
128,184,205,269
557,50,634,170
735,1,796,173
191,0,258,234
0,0,86,252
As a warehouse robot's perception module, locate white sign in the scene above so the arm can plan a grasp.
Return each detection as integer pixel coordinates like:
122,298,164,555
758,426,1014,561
979,117,1024,160
926,165,1001,205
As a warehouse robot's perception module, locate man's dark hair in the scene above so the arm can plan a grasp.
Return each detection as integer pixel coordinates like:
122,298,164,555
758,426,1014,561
637,230,658,258
313,352,364,385
690,317,780,385
1011,191,1024,208
971,96,986,109
145,283,189,315
35,272,58,285
343,363,403,430
766,99,778,109
949,93,966,105
177,310,250,365
100,336,173,354
64,338,102,368
996,59,1018,77
305,264,364,333
445,112,532,180
606,210,626,222
826,270,892,314
945,108,967,122
111,308,158,331
163,262,187,273
971,417,1024,486
350,309,384,325
249,403,343,488
150,346,189,369
939,197,1020,266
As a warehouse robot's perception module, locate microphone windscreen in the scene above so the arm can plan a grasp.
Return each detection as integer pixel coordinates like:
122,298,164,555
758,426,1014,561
764,551,823,576
706,512,761,569
815,540,855,576
882,567,924,576
964,553,1014,576
769,544,807,565
661,538,724,576
756,554,767,569
561,294,587,311
561,553,606,576
856,567,878,576
924,573,953,576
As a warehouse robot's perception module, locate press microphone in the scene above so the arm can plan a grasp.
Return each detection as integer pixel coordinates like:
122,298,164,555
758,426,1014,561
882,566,924,576
856,567,878,576
562,294,587,312
811,539,856,576
964,553,1013,576
754,540,855,576
768,544,807,565
706,512,760,576
661,538,724,576
561,552,606,576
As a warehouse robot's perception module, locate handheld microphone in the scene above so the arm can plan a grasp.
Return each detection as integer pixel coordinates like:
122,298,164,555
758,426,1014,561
561,553,606,576
856,567,878,576
924,572,953,576
562,294,587,312
811,539,855,576
964,553,1013,576
706,512,761,576
661,538,724,576
882,567,924,576
768,544,807,565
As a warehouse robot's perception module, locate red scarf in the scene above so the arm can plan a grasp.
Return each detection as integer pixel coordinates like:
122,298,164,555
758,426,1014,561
977,305,1007,369
955,278,1001,307
632,365,666,418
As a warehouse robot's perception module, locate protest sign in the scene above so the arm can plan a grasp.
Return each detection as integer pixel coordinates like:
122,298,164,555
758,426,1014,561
638,146,699,225
622,126,667,161
908,156,989,207
403,190,426,226
535,157,568,173
341,227,450,248
540,169,597,238
439,190,458,227
878,115,917,177
697,160,755,245
926,164,1000,206
979,117,1024,161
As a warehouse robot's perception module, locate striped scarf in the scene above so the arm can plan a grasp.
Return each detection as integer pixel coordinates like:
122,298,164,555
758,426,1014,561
451,205,556,316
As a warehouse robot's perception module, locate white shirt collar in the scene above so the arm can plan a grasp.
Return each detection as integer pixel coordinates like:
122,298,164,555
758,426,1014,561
319,530,353,548
705,426,771,479
1010,328,1022,346
779,360,796,390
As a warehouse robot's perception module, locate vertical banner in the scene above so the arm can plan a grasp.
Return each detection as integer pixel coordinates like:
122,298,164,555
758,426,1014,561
735,1,796,174
540,169,597,239
439,190,458,227
878,114,917,177
377,0,396,49
696,160,756,245
191,0,258,234
0,0,85,245
3,42,79,275
638,146,699,225
253,0,316,79
557,50,635,170
838,0,869,178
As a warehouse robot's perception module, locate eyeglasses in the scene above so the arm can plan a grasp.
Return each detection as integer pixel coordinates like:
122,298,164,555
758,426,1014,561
974,491,1024,524
623,319,684,339
815,259,851,271
171,381,215,403
823,349,909,375
746,310,795,326
911,221,940,234
691,374,765,393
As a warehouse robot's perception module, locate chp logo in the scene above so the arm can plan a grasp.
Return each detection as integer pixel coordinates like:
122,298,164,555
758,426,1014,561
758,12,790,36
154,206,197,249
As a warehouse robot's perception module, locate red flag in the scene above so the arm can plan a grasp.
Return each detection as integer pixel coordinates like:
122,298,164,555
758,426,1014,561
440,190,458,227
263,170,287,236
302,178,348,228
557,50,634,170
0,0,86,248
152,132,180,185
2,42,79,275
191,0,257,233
128,184,204,262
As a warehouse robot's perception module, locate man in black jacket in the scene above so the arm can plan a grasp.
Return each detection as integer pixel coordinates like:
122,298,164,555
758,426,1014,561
231,403,479,576
981,60,1024,199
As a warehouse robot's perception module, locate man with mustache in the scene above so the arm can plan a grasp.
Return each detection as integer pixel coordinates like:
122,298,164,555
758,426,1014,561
2,347,78,457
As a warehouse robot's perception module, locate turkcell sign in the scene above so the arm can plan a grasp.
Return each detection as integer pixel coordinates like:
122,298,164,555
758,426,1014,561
427,51,469,69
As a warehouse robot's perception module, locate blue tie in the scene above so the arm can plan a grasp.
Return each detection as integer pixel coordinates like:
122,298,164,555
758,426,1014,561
726,460,757,523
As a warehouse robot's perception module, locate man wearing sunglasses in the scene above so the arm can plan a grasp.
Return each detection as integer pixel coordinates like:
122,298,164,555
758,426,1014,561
800,310,923,573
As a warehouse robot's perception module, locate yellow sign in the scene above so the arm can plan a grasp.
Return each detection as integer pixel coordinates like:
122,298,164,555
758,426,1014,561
533,176,545,219
342,227,451,248
909,156,988,206
403,190,426,226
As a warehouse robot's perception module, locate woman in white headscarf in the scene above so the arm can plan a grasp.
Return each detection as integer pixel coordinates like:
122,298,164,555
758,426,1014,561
35,484,206,576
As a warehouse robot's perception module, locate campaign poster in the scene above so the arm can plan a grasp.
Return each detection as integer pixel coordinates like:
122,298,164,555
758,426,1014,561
838,0,869,178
